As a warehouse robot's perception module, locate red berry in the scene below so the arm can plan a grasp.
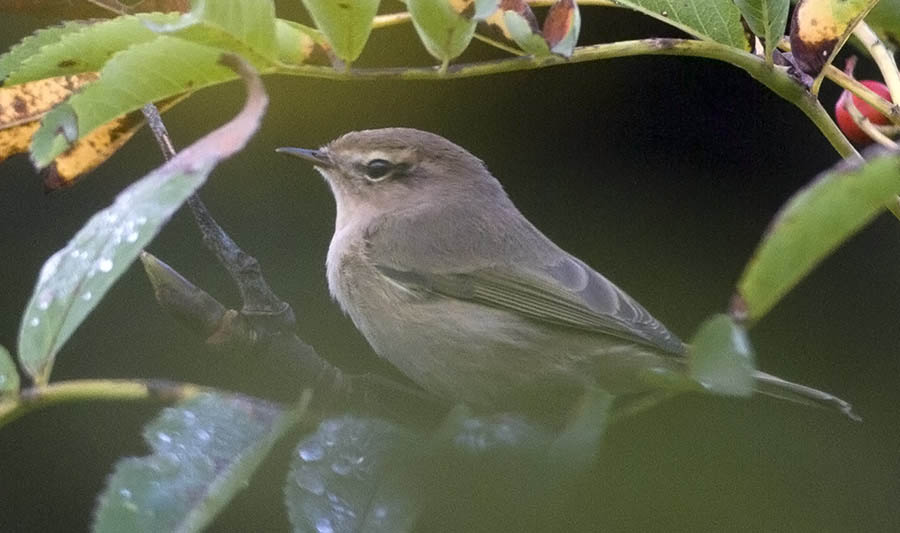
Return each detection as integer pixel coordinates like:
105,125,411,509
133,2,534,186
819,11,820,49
835,80,893,145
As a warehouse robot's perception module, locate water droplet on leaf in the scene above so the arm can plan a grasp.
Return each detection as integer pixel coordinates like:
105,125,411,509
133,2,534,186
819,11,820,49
315,517,334,533
299,442,325,461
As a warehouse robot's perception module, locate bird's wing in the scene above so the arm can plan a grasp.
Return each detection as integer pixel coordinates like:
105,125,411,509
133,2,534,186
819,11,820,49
375,254,685,356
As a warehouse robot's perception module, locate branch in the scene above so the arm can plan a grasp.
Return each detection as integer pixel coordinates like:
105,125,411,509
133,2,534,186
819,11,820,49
141,104,296,330
276,38,859,159
0,379,206,430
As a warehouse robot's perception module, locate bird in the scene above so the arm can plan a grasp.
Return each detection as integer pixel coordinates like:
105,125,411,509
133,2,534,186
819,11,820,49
277,128,856,421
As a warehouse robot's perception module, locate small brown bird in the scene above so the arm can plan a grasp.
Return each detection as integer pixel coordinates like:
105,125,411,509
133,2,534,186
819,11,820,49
278,128,856,420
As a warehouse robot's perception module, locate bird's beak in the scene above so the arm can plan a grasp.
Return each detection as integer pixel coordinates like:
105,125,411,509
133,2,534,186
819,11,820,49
275,147,333,168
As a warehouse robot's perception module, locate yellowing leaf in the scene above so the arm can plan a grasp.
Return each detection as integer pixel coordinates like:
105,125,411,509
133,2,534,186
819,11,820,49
0,73,184,187
789,0,879,76
1,74,99,179
45,98,185,189
0,73,97,129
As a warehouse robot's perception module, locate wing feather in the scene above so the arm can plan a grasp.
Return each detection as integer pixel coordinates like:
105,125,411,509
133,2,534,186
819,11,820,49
376,254,685,356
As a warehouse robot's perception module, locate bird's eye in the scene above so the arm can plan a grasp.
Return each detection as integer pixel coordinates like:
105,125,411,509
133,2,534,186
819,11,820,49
364,159,394,181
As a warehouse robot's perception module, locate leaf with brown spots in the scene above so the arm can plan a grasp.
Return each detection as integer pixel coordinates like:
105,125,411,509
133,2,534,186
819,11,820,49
0,74,98,127
789,0,880,77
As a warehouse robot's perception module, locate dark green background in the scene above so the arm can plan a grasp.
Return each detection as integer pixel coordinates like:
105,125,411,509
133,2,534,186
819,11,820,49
1,3,898,532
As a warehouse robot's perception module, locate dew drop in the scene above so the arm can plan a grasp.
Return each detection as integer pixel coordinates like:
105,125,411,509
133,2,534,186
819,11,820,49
136,216,148,225
330,462,352,476
126,231,139,243
81,291,92,301
196,429,211,442
119,488,132,499
37,298,51,310
373,506,387,520
29,317,40,327
156,432,172,444
296,470,325,495
315,517,334,533
38,255,62,284
98,258,114,272
299,442,325,462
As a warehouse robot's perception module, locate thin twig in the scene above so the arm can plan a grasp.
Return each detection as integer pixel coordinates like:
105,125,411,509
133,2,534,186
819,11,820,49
853,22,900,109
825,65,900,125
142,103,177,160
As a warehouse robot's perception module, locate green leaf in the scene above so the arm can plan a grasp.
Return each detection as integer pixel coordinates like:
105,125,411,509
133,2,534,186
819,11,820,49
502,10,550,56
285,416,422,533
734,0,789,60
0,20,90,81
30,36,246,168
866,0,900,48
4,14,181,85
688,314,756,397
407,0,479,65
19,54,267,383
616,0,750,50
737,149,900,321
0,344,19,396
94,392,307,533
148,0,279,63
300,0,379,63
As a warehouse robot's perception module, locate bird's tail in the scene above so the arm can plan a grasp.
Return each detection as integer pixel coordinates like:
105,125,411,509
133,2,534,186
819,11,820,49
753,371,860,421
